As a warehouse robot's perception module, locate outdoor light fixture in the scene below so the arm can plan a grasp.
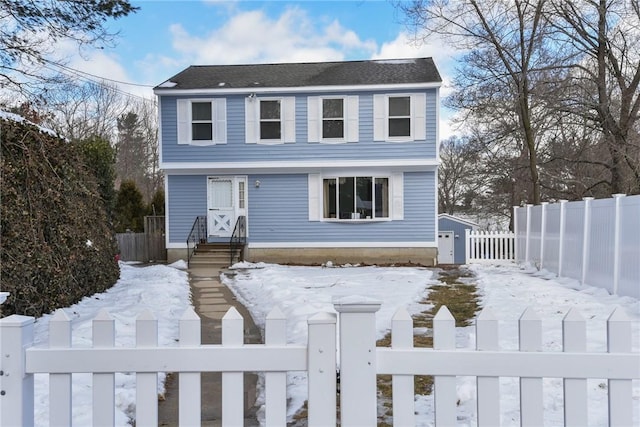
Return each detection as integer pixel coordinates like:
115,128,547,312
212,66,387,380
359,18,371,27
248,92,256,101
255,180,261,188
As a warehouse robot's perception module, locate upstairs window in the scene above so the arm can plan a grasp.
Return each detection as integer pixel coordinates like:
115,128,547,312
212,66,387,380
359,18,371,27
388,96,411,137
373,93,426,142
322,176,389,220
191,102,213,140
260,100,281,140
322,98,344,139
176,98,227,145
245,96,296,144
307,96,359,143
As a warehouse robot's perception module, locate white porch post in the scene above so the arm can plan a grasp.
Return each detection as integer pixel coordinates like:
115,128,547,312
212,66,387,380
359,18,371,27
0,315,35,427
334,298,381,427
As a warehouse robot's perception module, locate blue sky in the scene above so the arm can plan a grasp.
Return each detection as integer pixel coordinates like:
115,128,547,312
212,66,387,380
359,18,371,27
59,0,458,136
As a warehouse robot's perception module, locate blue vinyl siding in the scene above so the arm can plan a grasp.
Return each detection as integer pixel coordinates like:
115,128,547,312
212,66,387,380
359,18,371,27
167,175,208,244
248,172,435,243
167,172,436,245
161,89,438,163
438,217,474,264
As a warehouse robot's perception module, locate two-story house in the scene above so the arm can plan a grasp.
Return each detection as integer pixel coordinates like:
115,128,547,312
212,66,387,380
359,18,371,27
154,58,441,265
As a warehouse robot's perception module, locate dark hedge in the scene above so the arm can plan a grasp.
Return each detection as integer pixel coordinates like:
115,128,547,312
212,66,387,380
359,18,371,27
1,117,119,317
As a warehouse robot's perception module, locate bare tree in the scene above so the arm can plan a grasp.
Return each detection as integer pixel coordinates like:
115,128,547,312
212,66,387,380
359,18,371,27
0,0,137,95
548,0,640,195
400,0,558,204
438,136,483,214
42,81,129,142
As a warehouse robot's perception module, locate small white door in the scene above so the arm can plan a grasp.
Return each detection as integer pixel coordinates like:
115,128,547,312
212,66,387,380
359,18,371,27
207,177,234,237
438,231,455,264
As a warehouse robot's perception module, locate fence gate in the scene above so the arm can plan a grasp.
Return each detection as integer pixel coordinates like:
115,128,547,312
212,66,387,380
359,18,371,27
465,229,515,264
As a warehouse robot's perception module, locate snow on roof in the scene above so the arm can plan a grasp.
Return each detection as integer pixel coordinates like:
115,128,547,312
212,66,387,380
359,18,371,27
438,213,479,227
0,109,62,138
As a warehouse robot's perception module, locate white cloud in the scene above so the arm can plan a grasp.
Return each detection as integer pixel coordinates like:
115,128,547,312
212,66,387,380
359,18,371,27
166,6,376,65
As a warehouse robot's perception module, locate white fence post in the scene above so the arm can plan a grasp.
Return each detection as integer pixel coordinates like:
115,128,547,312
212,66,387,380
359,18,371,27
307,311,337,427
334,298,381,427
265,307,287,425
513,205,519,261
179,307,201,427
562,309,587,426
433,305,456,426
49,310,72,426
391,307,415,426
539,202,548,269
519,308,543,427
476,308,500,427
608,307,633,426
557,200,567,277
93,309,115,427
581,197,593,286
465,228,471,264
612,194,625,295
136,310,158,427
525,204,532,263
222,307,244,426
0,315,35,427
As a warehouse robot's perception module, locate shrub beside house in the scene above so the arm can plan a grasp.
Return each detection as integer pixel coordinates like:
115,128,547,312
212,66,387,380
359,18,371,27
0,113,119,317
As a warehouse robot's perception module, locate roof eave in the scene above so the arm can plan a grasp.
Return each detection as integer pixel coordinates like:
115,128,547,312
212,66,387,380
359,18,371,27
153,81,442,96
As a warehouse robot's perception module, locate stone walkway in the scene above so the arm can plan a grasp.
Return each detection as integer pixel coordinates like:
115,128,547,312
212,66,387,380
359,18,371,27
158,266,262,426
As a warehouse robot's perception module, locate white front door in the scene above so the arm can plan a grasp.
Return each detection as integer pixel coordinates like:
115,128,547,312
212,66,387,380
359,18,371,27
207,177,235,237
207,176,248,238
438,231,455,264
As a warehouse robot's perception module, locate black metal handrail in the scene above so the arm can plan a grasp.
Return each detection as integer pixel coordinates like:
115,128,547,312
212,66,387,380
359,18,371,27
229,215,246,265
186,215,207,267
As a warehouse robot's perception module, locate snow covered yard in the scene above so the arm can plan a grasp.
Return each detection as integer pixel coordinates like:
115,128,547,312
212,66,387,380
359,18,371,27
20,260,638,426
31,261,191,426
222,262,640,426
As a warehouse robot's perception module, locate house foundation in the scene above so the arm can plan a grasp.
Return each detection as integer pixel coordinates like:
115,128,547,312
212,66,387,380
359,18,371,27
245,247,438,267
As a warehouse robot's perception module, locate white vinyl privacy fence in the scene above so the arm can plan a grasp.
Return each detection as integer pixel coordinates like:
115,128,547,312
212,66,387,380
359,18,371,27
1,300,638,426
514,194,640,298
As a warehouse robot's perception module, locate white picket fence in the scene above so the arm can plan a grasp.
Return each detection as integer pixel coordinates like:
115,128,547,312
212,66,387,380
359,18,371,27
465,229,516,264
1,300,638,426
514,194,640,298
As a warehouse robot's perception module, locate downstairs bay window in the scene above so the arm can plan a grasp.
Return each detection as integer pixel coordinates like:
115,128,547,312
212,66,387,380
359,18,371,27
308,172,403,222
322,176,389,220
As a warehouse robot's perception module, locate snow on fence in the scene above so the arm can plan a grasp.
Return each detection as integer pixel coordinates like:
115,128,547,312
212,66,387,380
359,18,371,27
514,194,640,298
465,229,516,264
1,300,638,426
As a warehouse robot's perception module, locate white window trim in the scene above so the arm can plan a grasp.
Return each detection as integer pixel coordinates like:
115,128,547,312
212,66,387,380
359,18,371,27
321,97,346,143
308,172,403,222
308,95,359,144
246,97,296,145
387,95,412,141
373,93,426,143
177,98,227,146
258,98,283,144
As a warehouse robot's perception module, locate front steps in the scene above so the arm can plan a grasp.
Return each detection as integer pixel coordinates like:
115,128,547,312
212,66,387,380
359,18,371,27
189,243,242,268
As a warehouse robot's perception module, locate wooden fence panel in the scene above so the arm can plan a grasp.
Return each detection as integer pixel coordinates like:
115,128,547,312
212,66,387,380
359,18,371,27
116,216,166,262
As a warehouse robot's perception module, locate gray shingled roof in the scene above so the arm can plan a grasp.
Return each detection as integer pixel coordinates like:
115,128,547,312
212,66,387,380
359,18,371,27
154,58,441,90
